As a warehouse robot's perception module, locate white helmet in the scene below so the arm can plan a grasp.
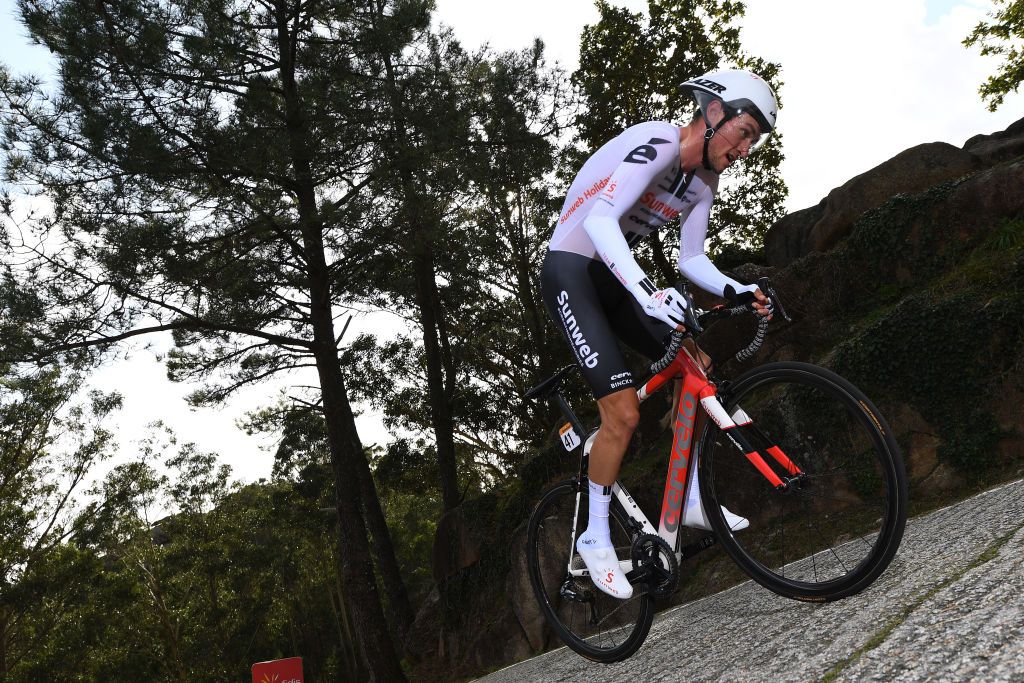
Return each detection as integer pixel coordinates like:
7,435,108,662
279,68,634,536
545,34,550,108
680,69,779,169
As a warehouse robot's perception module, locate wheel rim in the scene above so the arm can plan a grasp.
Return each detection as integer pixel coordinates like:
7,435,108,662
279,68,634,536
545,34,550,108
704,369,902,593
529,483,651,656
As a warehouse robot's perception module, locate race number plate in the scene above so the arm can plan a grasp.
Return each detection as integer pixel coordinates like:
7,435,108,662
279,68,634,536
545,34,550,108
559,423,581,451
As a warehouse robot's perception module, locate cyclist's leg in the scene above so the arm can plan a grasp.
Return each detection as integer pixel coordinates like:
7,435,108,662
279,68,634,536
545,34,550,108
540,251,637,399
588,388,639,485
595,269,744,529
540,250,640,599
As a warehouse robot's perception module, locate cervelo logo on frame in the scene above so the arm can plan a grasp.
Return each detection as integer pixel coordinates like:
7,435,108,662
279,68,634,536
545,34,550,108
661,391,697,533
556,291,600,368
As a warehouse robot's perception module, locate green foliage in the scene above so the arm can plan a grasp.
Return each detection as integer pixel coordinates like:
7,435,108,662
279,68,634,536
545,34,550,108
830,226,1024,476
0,360,125,673
983,216,1024,252
710,240,766,270
571,0,788,251
964,0,1024,111
376,486,439,601
6,425,361,682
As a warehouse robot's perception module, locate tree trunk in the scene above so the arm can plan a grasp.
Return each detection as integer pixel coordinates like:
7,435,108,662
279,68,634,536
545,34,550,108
316,348,407,682
354,447,415,642
411,246,461,511
371,19,462,512
274,5,406,679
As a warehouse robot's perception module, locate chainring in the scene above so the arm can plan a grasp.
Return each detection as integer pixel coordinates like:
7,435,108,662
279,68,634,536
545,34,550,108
629,533,679,598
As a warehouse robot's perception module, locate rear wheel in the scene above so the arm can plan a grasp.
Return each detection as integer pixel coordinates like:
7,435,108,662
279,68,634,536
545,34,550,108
526,480,654,662
698,362,907,601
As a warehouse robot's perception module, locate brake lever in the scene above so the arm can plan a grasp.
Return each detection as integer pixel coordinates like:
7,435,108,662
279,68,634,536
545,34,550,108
675,281,703,334
757,277,792,323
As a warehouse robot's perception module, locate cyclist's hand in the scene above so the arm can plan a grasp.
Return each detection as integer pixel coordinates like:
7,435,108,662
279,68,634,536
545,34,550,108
642,287,688,330
751,288,773,321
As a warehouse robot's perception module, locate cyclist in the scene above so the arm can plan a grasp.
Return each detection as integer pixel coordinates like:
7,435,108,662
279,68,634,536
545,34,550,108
540,69,777,599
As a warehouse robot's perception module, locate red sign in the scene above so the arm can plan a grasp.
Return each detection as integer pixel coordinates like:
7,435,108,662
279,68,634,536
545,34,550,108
252,657,303,683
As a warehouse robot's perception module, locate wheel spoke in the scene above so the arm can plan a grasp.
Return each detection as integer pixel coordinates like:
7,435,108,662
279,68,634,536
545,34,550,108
700,363,906,600
525,481,653,661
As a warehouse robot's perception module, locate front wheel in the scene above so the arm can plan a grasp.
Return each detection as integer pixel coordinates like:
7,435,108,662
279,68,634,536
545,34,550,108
526,480,654,662
698,362,908,602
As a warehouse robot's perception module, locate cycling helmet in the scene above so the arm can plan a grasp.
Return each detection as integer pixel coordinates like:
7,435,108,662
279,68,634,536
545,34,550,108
680,69,779,170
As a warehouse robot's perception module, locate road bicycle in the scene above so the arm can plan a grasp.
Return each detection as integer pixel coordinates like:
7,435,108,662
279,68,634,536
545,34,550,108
523,278,908,662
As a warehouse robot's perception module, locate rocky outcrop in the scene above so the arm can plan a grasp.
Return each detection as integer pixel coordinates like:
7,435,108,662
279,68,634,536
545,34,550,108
766,116,1024,267
964,116,1024,166
432,507,483,583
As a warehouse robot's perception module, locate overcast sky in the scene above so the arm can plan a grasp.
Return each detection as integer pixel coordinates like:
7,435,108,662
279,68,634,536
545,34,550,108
2,0,1021,485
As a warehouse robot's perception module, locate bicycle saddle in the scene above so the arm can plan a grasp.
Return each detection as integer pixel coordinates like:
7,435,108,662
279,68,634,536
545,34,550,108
524,364,578,400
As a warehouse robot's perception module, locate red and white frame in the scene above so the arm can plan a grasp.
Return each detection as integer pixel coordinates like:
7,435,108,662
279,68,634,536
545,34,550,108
566,341,804,577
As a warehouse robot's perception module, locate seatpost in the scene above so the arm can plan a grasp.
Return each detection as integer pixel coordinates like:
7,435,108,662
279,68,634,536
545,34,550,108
554,390,586,444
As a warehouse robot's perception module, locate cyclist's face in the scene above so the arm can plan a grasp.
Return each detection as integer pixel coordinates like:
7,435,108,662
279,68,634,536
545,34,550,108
706,104,762,172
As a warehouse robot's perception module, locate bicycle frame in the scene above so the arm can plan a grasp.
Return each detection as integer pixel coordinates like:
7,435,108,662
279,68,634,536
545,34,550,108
566,339,805,576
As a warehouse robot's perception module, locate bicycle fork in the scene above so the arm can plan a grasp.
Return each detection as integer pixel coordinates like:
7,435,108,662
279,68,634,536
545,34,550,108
701,394,805,491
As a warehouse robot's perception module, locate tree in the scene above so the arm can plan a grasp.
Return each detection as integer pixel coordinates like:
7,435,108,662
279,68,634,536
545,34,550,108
1,0,419,677
8,423,363,682
0,362,120,678
348,24,575,500
572,0,787,260
964,0,1024,111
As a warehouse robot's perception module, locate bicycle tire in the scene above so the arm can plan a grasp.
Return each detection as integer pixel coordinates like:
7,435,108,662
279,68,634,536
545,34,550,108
698,361,908,602
526,480,655,662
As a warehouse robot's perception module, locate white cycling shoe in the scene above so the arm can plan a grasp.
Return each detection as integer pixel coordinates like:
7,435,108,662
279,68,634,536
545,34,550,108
684,470,750,531
576,532,634,599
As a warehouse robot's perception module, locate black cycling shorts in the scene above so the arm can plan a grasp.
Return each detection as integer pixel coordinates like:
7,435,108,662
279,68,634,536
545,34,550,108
540,249,672,399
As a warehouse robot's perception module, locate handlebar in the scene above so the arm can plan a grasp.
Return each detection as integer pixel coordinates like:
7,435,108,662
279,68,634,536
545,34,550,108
648,277,789,373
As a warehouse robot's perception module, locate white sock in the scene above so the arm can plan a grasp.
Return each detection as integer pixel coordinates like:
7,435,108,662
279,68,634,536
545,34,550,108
576,480,633,599
581,480,612,548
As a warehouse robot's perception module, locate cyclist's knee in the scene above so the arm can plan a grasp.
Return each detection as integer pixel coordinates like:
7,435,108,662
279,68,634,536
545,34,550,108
598,394,640,439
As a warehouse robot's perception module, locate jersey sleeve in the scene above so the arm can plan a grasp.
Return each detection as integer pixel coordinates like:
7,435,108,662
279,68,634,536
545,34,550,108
677,185,758,298
582,128,676,293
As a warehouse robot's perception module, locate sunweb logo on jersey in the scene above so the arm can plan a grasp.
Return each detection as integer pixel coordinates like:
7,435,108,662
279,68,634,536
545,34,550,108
556,291,599,368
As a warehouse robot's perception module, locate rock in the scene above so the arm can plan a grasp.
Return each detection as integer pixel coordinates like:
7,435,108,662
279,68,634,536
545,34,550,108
920,462,965,496
883,404,942,487
432,506,483,584
766,116,1024,268
404,586,441,663
767,142,979,267
908,431,941,485
507,527,547,652
963,115,1024,166
940,158,1024,243
765,202,825,269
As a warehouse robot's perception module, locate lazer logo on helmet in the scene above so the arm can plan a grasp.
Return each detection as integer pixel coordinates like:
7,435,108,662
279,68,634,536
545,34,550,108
692,78,726,94
556,291,600,368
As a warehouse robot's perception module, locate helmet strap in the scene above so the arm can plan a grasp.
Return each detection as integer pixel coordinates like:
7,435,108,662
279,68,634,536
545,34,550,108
699,105,736,172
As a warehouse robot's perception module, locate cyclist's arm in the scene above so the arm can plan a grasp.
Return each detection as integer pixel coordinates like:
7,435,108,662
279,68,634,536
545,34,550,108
582,137,674,300
678,186,759,298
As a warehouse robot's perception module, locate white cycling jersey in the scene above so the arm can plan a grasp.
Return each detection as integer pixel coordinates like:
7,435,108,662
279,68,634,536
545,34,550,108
549,120,755,300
